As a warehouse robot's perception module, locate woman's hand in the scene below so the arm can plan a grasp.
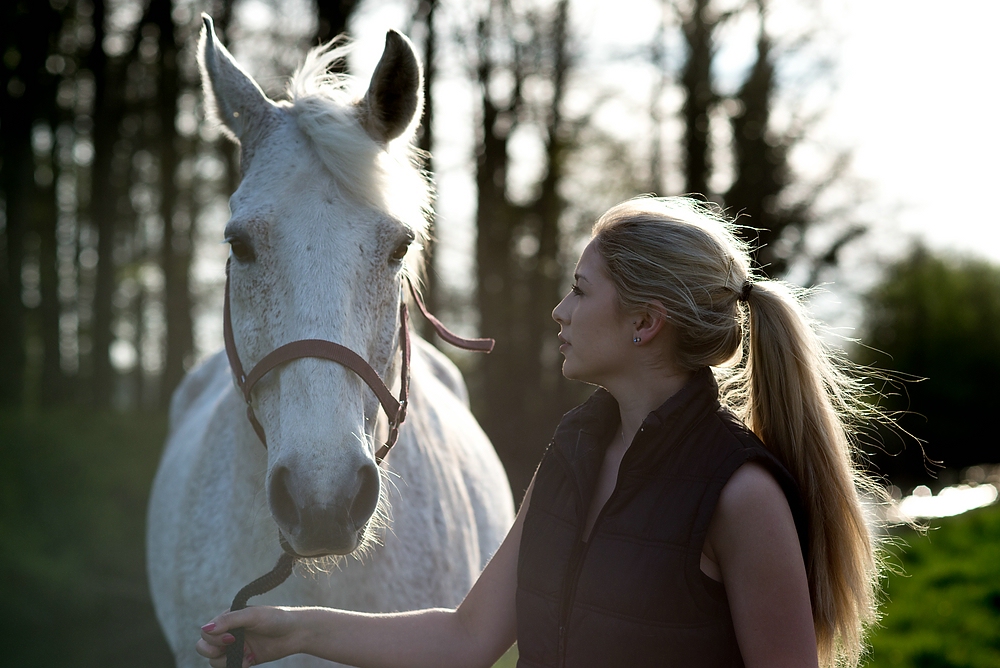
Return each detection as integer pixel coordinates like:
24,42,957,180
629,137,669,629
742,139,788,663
196,606,299,667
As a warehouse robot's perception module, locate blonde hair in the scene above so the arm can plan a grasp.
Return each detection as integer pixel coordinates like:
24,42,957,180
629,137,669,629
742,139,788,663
592,197,882,667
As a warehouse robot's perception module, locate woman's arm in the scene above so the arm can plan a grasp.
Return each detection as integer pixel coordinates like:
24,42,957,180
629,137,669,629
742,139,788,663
198,479,535,668
703,462,818,668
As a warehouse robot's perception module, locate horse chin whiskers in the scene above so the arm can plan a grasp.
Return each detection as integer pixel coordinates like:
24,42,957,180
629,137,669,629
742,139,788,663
348,451,393,563
299,552,347,575
311,428,393,565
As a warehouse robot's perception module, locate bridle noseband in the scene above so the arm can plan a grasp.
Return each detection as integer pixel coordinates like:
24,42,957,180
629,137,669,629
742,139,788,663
223,257,494,463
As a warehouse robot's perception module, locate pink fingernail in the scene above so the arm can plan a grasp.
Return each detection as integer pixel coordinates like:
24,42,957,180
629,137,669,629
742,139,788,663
222,633,236,645
201,622,216,632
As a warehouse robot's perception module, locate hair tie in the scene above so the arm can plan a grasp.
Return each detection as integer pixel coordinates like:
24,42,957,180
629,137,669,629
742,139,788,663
739,281,753,302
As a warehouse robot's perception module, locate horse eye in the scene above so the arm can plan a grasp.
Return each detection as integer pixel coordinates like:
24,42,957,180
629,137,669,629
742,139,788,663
227,237,255,263
390,240,410,263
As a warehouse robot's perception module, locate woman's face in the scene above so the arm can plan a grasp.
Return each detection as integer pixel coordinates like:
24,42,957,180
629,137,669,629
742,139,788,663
552,241,634,385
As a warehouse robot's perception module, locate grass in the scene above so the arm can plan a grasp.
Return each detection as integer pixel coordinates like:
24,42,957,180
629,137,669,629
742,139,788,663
865,502,1000,667
0,407,174,667
494,644,518,667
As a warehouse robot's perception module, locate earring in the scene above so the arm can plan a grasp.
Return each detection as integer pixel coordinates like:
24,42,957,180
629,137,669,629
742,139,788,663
633,337,641,344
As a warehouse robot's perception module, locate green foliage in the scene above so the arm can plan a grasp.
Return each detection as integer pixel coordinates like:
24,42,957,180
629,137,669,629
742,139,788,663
0,408,173,667
857,245,1000,478
866,504,1000,667
493,644,519,668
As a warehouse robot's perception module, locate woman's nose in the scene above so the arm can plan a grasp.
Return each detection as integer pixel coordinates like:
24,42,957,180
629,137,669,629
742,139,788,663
552,295,568,324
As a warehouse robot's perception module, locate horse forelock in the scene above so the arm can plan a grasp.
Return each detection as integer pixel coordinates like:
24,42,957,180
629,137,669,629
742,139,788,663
282,39,433,288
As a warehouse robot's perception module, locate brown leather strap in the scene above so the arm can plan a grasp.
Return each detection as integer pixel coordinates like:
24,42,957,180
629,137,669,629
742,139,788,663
407,281,495,353
242,339,402,424
223,261,247,385
223,259,491,464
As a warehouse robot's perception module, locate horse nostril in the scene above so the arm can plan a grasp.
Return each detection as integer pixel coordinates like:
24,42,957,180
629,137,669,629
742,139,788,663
349,463,380,530
268,465,299,531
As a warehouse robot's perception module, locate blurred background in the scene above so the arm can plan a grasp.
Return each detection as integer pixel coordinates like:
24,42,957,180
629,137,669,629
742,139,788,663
2,0,998,665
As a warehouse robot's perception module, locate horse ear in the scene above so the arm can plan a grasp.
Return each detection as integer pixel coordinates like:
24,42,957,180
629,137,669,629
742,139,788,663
198,14,278,145
358,30,423,144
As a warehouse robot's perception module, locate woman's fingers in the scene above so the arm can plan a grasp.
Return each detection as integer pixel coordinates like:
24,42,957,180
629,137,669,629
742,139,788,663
196,609,249,661
201,608,258,635
199,630,236,647
195,636,226,658
198,606,286,666
197,635,256,667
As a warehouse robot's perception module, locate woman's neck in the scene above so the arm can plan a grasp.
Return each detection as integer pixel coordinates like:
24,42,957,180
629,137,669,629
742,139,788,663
607,367,694,445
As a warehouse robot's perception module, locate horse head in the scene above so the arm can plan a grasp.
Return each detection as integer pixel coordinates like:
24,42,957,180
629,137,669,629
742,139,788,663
198,16,430,557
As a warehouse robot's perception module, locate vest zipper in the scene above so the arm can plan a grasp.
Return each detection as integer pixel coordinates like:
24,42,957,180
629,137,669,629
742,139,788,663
558,535,590,666
557,425,645,667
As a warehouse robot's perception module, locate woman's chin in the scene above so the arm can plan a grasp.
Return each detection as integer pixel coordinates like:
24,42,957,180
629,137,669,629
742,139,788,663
560,361,585,383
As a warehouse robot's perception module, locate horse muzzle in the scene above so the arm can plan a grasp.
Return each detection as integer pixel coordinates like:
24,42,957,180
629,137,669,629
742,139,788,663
267,459,381,556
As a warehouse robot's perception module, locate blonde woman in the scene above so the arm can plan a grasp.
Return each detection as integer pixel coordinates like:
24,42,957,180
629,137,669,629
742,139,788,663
198,197,881,668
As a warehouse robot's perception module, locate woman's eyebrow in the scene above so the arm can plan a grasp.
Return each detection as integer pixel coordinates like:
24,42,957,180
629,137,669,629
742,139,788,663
574,273,591,284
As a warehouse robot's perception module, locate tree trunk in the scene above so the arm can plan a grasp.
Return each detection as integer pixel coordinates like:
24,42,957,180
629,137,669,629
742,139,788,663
315,0,360,43
37,119,67,405
724,1,790,276
472,2,582,499
152,0,193,408
414,0,438,341
516,0,574,495
0,0,64,406
649,0,670,194
474,11,518,480
88,0,123,406
679,0,716,199
0,121,30,407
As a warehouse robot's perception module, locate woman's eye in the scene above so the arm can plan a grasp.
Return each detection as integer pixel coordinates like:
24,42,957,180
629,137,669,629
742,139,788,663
228,238,255,262
571,284,583,296
390,240,410,262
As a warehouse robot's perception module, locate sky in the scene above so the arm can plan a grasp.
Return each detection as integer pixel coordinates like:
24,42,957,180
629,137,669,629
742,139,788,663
829,0,1000,261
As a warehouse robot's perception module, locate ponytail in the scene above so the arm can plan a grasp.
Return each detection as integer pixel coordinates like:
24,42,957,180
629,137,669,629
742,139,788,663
727,280,881,667
593,197,884,667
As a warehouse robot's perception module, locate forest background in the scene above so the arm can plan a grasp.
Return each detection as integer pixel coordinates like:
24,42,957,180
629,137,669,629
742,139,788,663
2,0,999,665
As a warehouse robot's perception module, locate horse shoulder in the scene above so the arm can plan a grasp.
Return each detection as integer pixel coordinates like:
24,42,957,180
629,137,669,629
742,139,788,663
167,350,234,433
149,353,238,611
410,335,470,405
405,345,516,556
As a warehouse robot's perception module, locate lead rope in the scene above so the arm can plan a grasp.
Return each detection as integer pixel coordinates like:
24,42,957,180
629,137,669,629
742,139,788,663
226,547,297,667
224,274,493,668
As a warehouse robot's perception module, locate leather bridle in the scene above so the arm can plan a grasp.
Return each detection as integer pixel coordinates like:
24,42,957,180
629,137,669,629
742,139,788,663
222,258,493,464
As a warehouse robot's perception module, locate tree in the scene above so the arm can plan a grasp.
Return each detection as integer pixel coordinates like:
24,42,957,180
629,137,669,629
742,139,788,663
315,0,361,43
676,0,732,198
665,0,864,281
88,0,125,406
856,245,1000,481
0,0,67,406
469,0,585,497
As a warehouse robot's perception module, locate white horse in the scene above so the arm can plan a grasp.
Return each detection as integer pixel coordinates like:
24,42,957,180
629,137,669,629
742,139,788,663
147,18,515,667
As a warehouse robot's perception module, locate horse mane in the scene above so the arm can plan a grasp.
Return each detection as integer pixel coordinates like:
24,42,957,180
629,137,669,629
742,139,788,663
283,39,433,282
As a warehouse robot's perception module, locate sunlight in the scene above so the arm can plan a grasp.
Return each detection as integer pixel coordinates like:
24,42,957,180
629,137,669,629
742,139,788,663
894,483,999,521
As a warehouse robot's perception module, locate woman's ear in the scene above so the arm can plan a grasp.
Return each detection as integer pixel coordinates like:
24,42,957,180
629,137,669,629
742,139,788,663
632,301,670,345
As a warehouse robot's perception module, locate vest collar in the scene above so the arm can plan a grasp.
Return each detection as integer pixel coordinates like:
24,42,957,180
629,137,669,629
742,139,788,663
551,367,723,505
